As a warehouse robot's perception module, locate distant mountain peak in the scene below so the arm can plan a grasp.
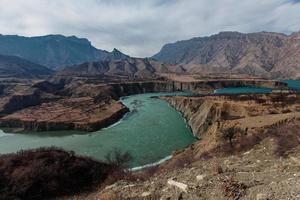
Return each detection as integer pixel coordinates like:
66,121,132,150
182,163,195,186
109,48,129,60
111,48,123,55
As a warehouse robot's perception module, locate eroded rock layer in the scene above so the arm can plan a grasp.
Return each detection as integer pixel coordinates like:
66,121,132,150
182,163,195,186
162,93,300,139
0,78,288,132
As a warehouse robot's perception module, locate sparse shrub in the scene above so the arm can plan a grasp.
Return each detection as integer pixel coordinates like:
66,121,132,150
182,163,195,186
221,127,245,148
103,149,133,184
0,147,114,200
105,148,133,169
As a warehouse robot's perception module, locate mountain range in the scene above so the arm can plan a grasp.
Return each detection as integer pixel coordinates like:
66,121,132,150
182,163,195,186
0,34,126,70
0,31,300,79
153,31,300,79
57,57,179,79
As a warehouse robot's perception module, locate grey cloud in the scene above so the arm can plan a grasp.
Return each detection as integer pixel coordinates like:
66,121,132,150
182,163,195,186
0,0,299,57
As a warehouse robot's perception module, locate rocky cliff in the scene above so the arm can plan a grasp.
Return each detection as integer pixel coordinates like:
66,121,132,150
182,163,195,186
162,93,300,139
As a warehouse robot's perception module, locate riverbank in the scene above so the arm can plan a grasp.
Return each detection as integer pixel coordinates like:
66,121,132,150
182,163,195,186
70,93,300,199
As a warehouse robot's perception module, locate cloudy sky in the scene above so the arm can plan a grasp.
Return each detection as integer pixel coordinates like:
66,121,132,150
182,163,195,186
0,0,300,57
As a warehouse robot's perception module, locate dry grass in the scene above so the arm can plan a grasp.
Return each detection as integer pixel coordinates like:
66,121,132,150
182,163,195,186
221,176,247,200
200,120,300,159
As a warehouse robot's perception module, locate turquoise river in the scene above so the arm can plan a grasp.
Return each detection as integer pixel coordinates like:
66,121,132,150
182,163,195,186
0,81,299,168
0,92,196,168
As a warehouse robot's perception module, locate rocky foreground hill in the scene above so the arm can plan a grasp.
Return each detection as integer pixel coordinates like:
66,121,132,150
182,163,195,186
153,31,300,79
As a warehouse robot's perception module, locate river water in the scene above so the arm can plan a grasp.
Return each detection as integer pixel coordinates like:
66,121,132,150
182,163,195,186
214,80,300,94
1,81,299,167
0,92,196,167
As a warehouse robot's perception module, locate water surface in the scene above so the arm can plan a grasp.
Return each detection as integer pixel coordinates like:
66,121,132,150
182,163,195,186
0,92,196,167
282,80,300,91
214,87,272,94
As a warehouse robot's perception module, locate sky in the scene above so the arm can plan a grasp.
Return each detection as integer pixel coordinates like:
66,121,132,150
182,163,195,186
0,0,300,57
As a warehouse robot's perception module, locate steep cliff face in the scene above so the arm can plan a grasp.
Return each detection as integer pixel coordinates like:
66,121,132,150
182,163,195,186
162,94,300,139
116,79,288,96
162,97,220,138
161,96,251,138
0,90,42,115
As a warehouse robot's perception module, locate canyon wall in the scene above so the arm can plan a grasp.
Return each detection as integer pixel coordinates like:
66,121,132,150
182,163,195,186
161,97,222,138
0,79,288,132
162,93,300,139
107,79,287,98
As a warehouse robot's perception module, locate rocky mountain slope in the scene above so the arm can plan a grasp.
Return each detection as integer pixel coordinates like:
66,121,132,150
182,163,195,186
153,31,300,79
0,34,119,69
0,54,53,78
56,57,179,79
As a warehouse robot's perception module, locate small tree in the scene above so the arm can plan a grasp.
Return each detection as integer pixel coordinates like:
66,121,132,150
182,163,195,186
222,127,245,148
105,148,133,169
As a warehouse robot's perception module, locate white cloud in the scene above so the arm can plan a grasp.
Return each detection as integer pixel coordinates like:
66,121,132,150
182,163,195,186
0,0,299,57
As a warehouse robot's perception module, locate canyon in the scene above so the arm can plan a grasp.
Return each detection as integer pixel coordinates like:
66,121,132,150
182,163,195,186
0,30,300,200
0,77,287,133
